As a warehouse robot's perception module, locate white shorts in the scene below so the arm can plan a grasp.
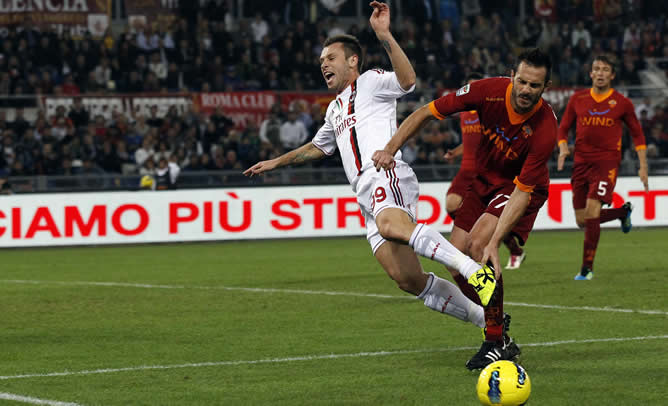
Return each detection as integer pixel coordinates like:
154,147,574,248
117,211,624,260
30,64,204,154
355,160,419,254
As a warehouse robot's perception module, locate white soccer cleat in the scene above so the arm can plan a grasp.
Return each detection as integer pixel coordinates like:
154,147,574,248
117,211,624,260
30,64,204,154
505,252,526,270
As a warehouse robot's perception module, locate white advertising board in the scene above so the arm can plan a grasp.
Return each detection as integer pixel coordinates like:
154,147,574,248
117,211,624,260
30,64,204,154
0,177,666,247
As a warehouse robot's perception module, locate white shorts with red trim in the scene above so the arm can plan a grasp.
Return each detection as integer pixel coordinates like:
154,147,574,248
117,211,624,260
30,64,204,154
355,160,419,254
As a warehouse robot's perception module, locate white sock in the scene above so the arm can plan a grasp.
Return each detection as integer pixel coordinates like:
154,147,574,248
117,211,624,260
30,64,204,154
409,224,481,279
418,273,485,328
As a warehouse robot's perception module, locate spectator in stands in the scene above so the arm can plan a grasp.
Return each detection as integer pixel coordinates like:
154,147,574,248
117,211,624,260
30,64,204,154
279,108,307,150
68,98,90,128
571,20,591,48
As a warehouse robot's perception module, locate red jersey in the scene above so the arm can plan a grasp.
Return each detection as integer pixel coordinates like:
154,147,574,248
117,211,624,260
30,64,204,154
429,77,558,193
558,88,646,163
459,110,481,171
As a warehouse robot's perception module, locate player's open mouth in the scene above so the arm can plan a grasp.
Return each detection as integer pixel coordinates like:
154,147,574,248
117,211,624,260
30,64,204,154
324,72,335,83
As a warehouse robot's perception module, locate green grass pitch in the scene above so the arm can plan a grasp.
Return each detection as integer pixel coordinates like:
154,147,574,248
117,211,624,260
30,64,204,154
0,228,666,405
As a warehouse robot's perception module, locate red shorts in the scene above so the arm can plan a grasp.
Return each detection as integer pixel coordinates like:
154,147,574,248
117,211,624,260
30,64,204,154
571,160,619,209
447,168,476,197
454,176,548,246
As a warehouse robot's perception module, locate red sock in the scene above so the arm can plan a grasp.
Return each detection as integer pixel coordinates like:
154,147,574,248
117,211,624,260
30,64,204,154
484,276,504,343
583,218,601,269
503,235,523,256
599,207,626,223
453,274,481,306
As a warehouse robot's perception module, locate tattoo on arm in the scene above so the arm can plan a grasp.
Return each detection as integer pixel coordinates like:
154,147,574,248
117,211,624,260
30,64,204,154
288,145,322,165
381,40,392,54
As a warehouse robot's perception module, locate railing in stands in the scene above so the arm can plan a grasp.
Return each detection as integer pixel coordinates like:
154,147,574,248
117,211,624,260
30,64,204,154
4,159,667,194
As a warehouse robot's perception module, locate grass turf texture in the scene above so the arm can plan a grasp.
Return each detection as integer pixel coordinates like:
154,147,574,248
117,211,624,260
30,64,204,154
0,229,666,405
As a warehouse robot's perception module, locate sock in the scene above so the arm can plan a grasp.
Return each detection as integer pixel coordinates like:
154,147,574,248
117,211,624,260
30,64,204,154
484,276,504,343
419,273,485,328
583,218,600,269
503,234,523,256
409,224,481,279
599,207,626,224
453,273,482,306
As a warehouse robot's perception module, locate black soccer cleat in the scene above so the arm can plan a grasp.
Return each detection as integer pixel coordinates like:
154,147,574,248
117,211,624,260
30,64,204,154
465,338,521,371
466,341,505,370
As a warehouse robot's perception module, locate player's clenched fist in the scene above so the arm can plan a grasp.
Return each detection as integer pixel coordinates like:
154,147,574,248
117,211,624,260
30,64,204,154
372,150,395,171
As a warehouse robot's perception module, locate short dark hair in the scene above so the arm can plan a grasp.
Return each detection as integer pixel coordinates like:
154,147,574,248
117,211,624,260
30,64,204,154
465,72,484,83
592,55,616,73
323,34,364,72
514,48,552,83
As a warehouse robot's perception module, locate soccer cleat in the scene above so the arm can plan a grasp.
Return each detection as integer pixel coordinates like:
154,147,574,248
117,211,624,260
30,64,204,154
621,202,633,233
505,251,526,270
467,265,497,306
574,267,594,280
504,335,522,361
466,339,520,370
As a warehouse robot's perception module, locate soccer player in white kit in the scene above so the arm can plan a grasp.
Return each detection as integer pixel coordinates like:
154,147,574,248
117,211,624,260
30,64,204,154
245,1,496,332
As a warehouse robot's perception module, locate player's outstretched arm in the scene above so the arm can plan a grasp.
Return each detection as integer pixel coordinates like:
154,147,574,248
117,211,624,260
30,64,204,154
481,187,531,278
243,142,326,177
369,1,415,90
372,104,434,170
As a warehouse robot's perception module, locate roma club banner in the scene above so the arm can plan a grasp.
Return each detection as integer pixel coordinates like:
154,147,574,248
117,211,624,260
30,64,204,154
1,177,666,248
0,0,111,37
126,0,178,32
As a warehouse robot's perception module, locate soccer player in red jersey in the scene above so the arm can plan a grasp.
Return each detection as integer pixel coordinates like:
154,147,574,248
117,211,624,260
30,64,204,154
373,48,558,370
446,74,527,270
557,55,649,281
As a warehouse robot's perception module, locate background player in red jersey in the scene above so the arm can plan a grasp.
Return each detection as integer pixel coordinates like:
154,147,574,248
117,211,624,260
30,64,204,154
557,55,649,281
373,49,558,370
445,73,527,270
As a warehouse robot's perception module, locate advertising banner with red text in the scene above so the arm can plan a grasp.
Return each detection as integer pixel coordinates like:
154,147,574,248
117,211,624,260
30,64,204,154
1,177,666,248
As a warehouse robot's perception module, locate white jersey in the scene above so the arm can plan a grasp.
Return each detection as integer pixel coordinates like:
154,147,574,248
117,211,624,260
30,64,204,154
312,69,414,192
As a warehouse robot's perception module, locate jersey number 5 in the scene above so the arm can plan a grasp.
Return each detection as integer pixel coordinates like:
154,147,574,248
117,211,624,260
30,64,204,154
597,181,608,197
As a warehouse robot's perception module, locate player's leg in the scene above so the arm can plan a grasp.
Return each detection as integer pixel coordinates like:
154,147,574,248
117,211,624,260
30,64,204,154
466,213,507,342
464,186,546,370
581,198,602,278
463,212,513,369
445,192,463,219
503,234,526,270
371,162,495,305
597,164,632,232
600,202,633,232
374,207,482,284
373,240,485,328
446,225,482,306
575,161,618,280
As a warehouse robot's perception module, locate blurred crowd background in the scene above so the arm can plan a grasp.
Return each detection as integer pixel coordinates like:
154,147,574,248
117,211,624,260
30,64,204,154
0,0,667,184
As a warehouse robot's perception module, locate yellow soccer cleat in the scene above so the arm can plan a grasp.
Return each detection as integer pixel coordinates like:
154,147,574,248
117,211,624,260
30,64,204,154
468,265,497,306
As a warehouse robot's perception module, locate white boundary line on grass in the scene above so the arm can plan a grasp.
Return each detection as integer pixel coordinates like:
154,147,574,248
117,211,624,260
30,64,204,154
0,392,82,406
2,279,667,316
0,335,666,381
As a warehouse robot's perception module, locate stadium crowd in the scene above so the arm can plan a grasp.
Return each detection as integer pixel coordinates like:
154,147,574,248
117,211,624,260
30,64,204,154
0,0,667,179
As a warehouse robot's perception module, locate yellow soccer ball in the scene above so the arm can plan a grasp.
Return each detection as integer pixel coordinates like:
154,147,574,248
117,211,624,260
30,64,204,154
476,360,531,405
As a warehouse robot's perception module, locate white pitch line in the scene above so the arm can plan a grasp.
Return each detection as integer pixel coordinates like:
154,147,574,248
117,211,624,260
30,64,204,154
2,279,667,316
0,392,82,406
0,335,666,382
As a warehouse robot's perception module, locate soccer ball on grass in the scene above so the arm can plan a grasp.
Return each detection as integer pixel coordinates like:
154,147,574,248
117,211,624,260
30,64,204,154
476,360,531,405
